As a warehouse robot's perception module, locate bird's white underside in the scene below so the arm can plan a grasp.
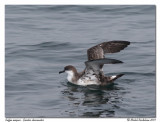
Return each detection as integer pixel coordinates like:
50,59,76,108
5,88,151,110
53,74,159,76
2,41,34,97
65,70,100,86
65,70,118,86
78,73,100,86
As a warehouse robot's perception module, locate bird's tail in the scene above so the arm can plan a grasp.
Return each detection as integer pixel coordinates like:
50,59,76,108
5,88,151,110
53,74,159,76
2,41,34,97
110,74,124,81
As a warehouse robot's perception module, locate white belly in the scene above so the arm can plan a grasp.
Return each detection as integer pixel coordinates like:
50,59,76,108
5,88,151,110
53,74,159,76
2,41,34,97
77,74,100,86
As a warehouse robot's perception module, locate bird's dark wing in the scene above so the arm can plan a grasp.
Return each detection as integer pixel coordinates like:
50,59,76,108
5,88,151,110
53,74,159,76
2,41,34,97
87,40,130,61
98,40,130,54
85,58,123,75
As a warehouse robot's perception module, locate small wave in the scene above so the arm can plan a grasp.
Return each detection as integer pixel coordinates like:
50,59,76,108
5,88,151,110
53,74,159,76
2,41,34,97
6,41,73,57
121,71,155,77
21,41,69,48
20,41,84,51
34,5,102,14
131,40,155,44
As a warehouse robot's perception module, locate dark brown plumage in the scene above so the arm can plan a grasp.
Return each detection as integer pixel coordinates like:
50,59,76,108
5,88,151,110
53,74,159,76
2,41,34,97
87,40,130,61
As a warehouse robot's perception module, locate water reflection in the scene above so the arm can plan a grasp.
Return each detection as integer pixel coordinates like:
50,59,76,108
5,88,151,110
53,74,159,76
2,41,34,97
81,109,115,117
61,82,123,117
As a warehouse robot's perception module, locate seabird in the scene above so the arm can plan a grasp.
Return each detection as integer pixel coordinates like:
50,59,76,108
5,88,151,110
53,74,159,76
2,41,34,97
59,40,130,86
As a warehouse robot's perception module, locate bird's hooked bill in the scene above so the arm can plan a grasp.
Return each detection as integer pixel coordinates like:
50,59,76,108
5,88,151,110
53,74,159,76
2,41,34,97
59,70,65,74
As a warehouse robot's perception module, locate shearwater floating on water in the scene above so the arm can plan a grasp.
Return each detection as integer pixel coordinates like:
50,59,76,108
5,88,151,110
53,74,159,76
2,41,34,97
59,40,130,86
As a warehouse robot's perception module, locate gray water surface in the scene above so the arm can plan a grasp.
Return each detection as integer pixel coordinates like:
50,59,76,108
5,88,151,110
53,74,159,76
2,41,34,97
5,5,156,118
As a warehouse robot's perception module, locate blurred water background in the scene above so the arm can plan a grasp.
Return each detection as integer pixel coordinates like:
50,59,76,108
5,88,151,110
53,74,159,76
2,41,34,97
5,5,156,117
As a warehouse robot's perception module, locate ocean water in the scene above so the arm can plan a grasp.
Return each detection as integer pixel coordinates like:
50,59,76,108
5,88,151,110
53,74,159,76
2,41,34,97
5,5,156,118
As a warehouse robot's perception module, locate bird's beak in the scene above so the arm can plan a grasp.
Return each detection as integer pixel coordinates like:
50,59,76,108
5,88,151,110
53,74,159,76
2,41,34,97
59,70,65,74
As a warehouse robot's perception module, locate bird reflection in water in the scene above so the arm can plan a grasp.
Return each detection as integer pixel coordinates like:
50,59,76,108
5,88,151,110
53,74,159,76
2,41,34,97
61,82,123,117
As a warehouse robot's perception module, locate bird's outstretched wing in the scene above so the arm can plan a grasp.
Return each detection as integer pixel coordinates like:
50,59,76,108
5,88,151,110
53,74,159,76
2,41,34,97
85,58,123,75
87,40,130,61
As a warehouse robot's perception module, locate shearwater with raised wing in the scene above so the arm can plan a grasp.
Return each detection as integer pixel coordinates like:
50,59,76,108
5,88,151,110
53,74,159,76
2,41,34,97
59,40,130,86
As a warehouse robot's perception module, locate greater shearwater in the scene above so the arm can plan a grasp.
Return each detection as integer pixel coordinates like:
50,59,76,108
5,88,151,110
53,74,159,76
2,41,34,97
59,40,130,86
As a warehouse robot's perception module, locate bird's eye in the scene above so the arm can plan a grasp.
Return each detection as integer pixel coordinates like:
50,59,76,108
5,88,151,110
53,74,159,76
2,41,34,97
64,67,68,70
